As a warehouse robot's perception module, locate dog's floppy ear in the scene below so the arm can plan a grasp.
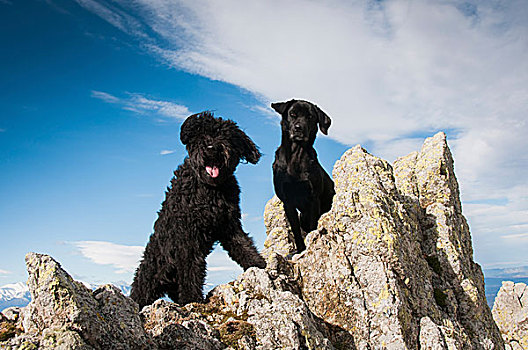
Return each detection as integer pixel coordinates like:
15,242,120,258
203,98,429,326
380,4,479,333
271,99,296,115
234,128,261,164
180,111,209,145
314,105,331,135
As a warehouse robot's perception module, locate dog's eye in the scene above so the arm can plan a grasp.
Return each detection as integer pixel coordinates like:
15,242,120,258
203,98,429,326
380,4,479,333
290,112,296,117
207,145,213,149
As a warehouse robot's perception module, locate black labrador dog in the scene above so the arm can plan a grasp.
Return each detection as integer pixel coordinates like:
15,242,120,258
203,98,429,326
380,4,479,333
271,99,335,253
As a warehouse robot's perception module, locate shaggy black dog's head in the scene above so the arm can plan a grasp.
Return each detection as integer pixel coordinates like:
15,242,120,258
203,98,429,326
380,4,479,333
271,99,331,145
180,111,261,186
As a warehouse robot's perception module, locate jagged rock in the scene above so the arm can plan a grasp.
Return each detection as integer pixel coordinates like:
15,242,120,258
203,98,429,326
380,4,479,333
2,132,509,349
2,253,154,349
394,133,502,349
141,299,226,350
492,281,528,349
264,132,504,349
262,196,297,259
208,261,338,349
144,256,339,349
0,252,342,350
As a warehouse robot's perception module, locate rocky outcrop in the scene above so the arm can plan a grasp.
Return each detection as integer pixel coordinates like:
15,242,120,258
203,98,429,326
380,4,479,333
492,281,528,349
0,132,507,349
0,252,339,349
263,132,503,349
1,252,154,349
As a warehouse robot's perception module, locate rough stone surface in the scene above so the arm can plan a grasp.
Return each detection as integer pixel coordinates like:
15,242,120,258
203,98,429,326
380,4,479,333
141,300,226,349
492,281,528,349
0,252,339,350
262,196,297,260
265,131,503,349
1,132,512,349
1,253,155,349
207,261,338,349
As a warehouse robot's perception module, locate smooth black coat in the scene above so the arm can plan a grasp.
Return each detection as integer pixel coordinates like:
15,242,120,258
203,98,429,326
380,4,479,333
130,112,265,308
272,99,335,253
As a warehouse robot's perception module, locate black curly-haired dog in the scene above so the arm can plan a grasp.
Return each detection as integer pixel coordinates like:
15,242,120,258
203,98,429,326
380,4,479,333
271,99,335,254
130,112,266,308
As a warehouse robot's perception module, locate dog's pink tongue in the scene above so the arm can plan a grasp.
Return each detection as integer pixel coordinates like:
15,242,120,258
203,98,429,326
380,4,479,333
206,166,219,178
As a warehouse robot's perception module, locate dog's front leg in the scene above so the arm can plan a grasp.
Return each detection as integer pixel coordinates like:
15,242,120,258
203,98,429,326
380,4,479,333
220,224,266,269
300,199,321,235
167,254,207,305
283,204,306,253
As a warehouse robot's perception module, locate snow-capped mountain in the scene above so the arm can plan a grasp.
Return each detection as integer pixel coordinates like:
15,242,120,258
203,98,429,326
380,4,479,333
0,282,31,311
0,281,131,311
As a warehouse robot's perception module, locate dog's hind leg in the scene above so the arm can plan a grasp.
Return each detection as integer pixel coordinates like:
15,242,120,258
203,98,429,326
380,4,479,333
284,204,306,253
130,258,165,309
220,224,266,269
169,251,207,305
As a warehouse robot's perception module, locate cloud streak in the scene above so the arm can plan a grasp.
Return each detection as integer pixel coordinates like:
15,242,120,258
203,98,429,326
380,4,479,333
205,247,243,287
72,240,242,280
78,0,528,267
73,241,143,273
91,90,191,120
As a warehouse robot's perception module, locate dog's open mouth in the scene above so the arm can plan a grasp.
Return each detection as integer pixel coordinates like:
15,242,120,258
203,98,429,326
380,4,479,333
205,165,220,178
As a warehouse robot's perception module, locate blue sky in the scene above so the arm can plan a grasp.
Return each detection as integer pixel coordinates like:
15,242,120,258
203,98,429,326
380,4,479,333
1,0,527,289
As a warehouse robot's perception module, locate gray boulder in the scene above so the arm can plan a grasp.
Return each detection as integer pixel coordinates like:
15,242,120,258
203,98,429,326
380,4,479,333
492,281,528,349
2,252,154,349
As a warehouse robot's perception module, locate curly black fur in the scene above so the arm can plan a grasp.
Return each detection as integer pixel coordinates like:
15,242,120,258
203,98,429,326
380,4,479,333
130,112,266,308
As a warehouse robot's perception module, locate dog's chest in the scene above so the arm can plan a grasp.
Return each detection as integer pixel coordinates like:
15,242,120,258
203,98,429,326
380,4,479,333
185,181,239,228
275,146,317,180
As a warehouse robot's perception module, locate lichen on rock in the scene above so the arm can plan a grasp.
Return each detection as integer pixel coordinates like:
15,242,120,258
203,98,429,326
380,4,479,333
492,281,528,350
2,252,154,349
1,132,510,349
264,131,504,349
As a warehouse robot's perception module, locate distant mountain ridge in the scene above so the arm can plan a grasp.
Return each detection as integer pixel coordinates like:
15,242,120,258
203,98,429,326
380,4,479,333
483,266,528,308
484,266,528,278
0,282,31,310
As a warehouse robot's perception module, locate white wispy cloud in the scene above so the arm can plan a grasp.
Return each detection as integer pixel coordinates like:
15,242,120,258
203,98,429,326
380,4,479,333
78,0,528,266
241,213,263,223
0,269,12,275
73,241,143,273
160,150,176,155
91,90,191,120
72,240,241,282
74,0,147,39
205,247,242,280
502,233,528,241
91,90,120,104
